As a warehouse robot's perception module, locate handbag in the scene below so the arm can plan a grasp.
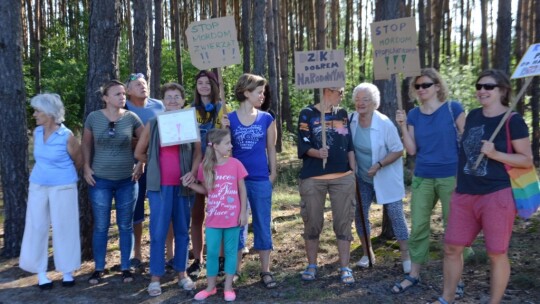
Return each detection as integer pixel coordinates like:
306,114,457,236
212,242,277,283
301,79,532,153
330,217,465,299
504,113,540,219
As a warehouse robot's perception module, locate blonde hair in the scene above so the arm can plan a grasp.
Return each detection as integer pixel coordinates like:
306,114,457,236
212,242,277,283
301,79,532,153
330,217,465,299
202,128,231,191
408,68,449,102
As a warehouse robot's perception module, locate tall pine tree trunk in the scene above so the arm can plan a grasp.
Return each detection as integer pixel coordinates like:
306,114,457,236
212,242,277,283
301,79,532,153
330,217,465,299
82,0,121,260
0,0,29,258
374,0,405,240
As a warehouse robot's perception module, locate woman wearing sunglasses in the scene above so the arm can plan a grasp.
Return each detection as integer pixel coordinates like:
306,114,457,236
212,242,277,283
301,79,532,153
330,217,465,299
431,70,532,304
82,80,144,285
393,68,466,294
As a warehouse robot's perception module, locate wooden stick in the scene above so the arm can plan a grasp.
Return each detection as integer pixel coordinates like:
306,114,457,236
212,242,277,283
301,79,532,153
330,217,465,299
393,73,403,110
321,89,327,169
473,76,533,169
216,68,228,114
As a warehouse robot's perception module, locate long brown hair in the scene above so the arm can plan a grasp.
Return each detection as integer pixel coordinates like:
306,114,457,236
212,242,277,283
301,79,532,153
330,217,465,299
202,128,231,191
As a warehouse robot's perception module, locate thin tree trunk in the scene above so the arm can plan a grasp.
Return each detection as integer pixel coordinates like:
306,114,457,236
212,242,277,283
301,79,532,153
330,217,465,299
132,0,151,79
252,0,266,75
480,0,490,70
241,0,251,72
152,0,163,98
0,0,29,258
281,0,293,133
493,0,511,73
418,0,426,68
266,0,281,152
172,0,183,84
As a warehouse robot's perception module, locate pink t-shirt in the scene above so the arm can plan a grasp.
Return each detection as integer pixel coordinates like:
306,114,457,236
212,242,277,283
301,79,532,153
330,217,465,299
197,157,248,228
159,145,181,185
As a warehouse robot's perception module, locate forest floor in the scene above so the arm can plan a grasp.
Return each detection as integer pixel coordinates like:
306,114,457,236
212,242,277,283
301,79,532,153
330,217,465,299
1,165,540,303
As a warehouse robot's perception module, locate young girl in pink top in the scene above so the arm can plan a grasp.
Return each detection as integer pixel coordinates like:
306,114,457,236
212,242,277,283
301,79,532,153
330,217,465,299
185,128,248,302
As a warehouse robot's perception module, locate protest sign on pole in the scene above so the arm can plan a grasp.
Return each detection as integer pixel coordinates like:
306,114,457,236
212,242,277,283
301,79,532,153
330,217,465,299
473,43,540,168
294,50,345,169
185,16,241,70
370,17,421,110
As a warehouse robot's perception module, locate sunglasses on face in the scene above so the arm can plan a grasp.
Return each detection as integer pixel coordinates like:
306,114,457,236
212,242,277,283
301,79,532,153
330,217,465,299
329,88,344,96
129,73,145,81
108,121,116,138
414,82,434,90
475,83,498,91
126,73,145,87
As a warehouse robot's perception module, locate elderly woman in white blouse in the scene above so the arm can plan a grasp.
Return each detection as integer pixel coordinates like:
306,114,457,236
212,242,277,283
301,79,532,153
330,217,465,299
349,83,411,273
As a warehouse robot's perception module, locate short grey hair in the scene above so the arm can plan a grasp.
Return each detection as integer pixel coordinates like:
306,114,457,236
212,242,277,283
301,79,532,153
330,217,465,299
352,83,380,109
30,93,65,124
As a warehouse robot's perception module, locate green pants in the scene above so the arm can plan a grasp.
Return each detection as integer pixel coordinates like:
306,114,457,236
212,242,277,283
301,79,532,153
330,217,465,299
408,175,455,264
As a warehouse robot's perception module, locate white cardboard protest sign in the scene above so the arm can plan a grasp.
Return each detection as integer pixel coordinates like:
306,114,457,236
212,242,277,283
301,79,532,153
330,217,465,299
512,43,540,79
294,50,346,89
157,108,200,147
370,17,421,80
185,16,241,70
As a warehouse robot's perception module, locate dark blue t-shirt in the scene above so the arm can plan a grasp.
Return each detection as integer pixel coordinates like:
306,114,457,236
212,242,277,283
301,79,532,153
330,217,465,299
456,109,529,195
297,105,354,179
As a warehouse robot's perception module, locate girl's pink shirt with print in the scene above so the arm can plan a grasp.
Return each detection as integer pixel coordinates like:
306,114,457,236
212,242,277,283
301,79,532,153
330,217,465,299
197,157,248,228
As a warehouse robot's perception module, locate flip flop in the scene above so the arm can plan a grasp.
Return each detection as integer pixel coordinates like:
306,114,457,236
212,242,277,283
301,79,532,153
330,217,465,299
391,274,420,294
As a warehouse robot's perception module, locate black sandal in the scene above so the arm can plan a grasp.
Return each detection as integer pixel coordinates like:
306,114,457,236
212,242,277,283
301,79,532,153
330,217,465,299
260,272,277,289
88,271,102,285
121,270,133,283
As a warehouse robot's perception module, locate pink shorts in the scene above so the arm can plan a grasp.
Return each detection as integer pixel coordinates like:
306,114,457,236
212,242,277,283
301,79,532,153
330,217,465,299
444,188,516,254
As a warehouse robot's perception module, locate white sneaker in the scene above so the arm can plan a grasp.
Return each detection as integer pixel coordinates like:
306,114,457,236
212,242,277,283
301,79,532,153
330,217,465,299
356,255,375,268
402,259,412,274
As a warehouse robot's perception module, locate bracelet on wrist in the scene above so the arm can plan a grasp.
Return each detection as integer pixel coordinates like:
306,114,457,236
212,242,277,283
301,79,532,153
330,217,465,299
377,161,383,168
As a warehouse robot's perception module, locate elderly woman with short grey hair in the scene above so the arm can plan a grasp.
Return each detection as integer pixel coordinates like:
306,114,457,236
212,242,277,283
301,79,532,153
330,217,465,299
349,83,411,273
19,93,83,289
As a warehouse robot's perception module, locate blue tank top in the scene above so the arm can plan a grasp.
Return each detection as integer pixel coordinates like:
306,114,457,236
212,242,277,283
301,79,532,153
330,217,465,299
30,125,78,185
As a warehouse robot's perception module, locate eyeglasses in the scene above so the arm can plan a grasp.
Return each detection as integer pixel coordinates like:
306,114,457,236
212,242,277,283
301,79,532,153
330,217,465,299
164,95,183,101
414,82,434,90
108,121,116,138
475,83,498,91
328,88,344,96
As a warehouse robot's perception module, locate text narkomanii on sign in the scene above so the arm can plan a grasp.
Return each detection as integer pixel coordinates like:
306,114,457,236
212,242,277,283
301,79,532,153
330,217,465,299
370,17,421,80
185,16,241,70
294,50,345,89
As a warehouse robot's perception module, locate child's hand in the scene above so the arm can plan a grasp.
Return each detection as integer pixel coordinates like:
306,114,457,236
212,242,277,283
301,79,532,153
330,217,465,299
181,172,195,186
239,210,248,226
181,175,194,187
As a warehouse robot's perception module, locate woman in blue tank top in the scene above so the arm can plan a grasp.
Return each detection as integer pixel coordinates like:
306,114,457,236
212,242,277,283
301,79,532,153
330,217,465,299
19,93,82,289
